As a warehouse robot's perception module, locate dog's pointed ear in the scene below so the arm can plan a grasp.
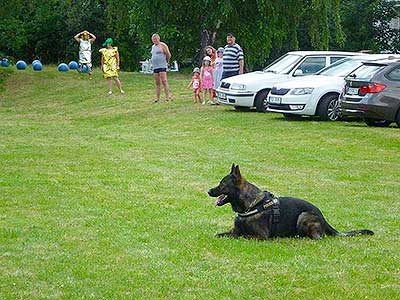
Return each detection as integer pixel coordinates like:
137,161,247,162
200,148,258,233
230,163,236,174
234,165,241,179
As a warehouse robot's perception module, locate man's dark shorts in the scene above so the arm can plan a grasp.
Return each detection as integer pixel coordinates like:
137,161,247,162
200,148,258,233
221,71,239,80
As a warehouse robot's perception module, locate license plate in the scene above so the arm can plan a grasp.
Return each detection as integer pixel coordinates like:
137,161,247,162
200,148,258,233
347,87,359,95
217,92,226,100
268,96,282,104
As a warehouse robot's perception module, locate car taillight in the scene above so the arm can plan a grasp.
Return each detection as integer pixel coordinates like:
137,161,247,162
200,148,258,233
359,83,386,94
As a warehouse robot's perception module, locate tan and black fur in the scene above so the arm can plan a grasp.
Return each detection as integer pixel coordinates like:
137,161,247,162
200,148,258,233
208,164,374,240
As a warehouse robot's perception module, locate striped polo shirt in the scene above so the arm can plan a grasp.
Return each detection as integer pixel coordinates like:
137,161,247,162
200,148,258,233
223,43,244,72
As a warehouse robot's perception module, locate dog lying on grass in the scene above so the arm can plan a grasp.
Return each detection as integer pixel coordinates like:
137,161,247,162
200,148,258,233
208,164,374,240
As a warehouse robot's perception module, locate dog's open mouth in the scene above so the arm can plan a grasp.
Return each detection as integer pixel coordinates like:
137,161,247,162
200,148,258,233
215,194,227,206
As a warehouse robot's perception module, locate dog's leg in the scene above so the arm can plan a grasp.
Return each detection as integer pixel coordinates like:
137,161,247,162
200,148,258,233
216,228,241,238
296,211,325,240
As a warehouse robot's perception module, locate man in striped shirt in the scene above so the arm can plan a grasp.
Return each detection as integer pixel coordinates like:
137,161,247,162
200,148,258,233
221,33,244,80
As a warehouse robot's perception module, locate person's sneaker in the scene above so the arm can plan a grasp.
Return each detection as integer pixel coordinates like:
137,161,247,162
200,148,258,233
120,90,125,94
202,101,206,105
108,91,113,95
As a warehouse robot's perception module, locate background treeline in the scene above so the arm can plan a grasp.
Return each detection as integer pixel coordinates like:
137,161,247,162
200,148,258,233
0,0,399,71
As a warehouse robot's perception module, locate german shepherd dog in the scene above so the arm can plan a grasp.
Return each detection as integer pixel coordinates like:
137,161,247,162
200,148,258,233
208,164,374,240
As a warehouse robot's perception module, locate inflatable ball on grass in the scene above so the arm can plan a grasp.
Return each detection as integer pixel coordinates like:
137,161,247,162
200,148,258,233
68,61,79,70
33,62,43,71
58,63,69,72
1,58,10,67
16,60,27,70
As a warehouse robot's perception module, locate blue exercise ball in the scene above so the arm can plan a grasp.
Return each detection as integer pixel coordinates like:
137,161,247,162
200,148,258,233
16,60,27,70
81,64,88,73
33,62,43,71
68,61,78,70
32,59,41,66
1,58,10,67
58,63,69,72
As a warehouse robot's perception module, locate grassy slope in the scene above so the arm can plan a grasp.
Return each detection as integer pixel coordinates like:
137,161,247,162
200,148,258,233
0,68,399,299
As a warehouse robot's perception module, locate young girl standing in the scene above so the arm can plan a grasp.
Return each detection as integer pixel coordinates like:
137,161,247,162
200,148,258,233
201,56,214,105
99,38,125,95
187,67,202,103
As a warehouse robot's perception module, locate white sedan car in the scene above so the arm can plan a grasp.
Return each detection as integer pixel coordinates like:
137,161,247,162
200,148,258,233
266,54,399,121
216,51,361,112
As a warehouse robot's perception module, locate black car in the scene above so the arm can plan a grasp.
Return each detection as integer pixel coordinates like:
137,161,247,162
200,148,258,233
340,58,400,127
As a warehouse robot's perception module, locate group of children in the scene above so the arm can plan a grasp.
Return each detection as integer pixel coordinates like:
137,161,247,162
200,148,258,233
188,47,224,105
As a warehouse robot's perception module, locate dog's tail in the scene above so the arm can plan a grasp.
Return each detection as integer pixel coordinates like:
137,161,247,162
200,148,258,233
324,222,374,237
339,229,374,236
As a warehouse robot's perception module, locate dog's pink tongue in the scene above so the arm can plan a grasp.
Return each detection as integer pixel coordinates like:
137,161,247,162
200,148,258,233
215,195,225,206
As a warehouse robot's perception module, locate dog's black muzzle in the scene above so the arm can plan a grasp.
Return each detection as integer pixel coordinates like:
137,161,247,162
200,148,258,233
208,188,220,197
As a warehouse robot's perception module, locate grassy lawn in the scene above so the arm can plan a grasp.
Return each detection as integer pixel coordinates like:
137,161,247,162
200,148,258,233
0,67,399,299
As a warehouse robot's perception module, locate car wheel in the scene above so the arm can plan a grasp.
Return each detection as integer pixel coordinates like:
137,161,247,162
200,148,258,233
254,90,269,113
364,118,392,127
234,106,251,112
283,113,302,121
317,94,341,121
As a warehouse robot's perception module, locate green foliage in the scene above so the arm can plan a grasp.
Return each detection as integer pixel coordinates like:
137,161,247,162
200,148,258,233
0,0,399,70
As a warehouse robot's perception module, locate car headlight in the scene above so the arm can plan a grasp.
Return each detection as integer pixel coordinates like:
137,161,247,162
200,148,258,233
291,88,314,95
230,83,246,90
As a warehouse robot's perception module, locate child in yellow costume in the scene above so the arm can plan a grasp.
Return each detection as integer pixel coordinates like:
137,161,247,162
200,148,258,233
99,38,125,95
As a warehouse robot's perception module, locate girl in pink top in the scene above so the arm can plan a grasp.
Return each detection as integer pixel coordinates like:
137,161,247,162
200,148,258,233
201,56,214,105
187,67,202,103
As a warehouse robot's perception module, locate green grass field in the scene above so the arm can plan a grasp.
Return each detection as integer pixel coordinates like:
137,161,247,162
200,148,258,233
0,67,399,299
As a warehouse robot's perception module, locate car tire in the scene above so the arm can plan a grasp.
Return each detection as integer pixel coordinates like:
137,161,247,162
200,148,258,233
364,118,392,127
234,106,251,112
254,90,269,113
396,111,400,128
283,113,302,121
317,94,341,121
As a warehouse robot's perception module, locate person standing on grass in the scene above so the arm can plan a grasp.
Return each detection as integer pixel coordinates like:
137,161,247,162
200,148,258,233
201,56,214,105
187,67,202,103
221,33,244,80
205,46,217,68
99,38,125,95
74,30,96,79
151,33,172,102
205,46,217,99
213,47,224,96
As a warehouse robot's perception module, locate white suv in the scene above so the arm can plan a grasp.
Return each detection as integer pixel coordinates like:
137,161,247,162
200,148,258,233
266,54,399,121
216,51,361,112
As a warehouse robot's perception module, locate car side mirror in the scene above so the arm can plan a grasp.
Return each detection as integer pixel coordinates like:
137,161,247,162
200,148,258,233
293,69,303,76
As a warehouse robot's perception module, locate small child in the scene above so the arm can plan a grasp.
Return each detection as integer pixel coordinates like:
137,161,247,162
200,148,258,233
187,67,202,103
99,38,125,95
201,56,214,105
213,47,224,103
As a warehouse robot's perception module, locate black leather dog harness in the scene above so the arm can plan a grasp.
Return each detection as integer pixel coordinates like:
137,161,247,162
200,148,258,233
237,192,280,236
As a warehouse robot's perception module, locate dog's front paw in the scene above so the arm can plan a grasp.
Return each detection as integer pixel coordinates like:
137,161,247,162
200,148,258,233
215,231,237,238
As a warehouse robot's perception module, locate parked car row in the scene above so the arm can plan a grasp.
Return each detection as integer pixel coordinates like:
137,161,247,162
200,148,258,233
216,51,400,127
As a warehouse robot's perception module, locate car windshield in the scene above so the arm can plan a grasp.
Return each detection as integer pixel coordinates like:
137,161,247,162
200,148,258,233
318,58,363,77
263,54,302,74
